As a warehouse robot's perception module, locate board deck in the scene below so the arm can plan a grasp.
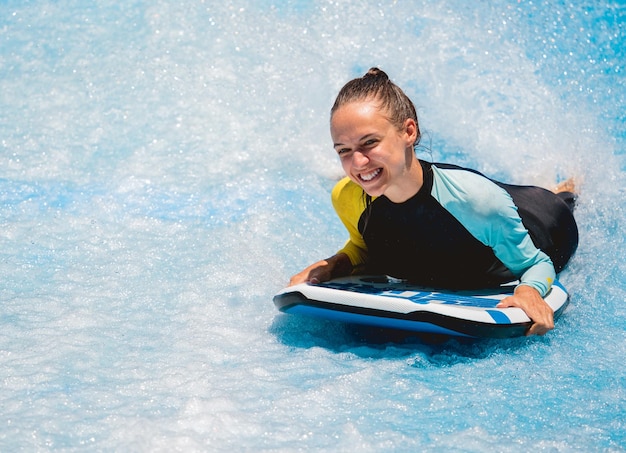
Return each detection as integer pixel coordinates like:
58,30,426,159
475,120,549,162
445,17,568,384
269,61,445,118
273,276,570,338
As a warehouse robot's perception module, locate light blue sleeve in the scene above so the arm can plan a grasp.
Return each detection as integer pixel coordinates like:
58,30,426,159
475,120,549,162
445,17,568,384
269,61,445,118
430,165,555,296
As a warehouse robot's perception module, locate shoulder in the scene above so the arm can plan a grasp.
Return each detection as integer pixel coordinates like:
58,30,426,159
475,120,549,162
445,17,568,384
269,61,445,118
332,177,364,204
430,164,513,217
332,176,359,195
331,177,368,221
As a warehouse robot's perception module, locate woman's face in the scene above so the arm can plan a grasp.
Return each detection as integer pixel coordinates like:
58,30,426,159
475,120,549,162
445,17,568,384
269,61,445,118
331,100,418,201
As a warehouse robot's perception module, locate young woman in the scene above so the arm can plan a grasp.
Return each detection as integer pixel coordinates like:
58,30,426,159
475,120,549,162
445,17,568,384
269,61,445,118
290,68,578,336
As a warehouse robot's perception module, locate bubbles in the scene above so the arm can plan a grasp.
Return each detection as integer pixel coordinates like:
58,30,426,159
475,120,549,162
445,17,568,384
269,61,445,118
0,0,624,451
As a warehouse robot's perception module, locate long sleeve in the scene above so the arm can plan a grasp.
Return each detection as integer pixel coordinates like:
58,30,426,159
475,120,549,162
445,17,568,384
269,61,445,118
331,177,369,268
430,165,555,296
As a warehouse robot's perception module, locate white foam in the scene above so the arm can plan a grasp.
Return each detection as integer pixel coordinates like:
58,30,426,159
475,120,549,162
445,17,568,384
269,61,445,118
0,1,624,451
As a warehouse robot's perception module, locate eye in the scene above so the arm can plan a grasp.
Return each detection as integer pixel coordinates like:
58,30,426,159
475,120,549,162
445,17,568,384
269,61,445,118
363,138,378,147
336,147,351,156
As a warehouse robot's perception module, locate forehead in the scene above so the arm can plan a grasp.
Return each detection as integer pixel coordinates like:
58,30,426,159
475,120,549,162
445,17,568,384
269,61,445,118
332,97,385,118
330,101,391,137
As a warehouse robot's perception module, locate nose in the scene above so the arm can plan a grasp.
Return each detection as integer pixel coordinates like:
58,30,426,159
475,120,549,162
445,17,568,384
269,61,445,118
352,150,369,168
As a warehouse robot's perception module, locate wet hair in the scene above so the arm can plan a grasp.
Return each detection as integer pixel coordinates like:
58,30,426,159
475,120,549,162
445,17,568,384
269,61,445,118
330,67,421,147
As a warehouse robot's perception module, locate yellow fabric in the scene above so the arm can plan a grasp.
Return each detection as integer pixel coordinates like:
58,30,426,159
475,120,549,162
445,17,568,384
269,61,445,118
331,177,370,267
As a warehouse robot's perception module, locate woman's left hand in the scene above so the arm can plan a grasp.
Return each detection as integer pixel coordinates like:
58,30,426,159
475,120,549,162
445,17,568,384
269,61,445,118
497,285,554,336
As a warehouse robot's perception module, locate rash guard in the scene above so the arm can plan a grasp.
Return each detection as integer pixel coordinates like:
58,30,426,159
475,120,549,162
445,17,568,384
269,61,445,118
332,160,578,296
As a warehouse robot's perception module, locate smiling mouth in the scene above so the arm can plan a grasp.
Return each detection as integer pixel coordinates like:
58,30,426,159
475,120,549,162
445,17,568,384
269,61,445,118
358,168,381,182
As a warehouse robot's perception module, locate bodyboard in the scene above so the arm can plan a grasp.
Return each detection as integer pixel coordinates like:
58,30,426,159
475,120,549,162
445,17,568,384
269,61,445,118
273,276,569,338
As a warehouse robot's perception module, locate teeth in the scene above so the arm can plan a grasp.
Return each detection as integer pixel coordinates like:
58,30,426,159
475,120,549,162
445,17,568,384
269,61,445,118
360,169,381,182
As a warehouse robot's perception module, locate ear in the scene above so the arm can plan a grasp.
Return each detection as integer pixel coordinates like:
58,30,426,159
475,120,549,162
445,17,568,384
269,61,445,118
403,118,418,146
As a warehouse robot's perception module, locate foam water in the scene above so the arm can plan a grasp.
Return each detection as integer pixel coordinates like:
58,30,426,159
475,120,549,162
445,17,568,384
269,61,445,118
1,1,624,451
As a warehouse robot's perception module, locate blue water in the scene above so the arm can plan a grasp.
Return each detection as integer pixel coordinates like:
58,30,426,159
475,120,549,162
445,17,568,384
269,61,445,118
1,1,624,451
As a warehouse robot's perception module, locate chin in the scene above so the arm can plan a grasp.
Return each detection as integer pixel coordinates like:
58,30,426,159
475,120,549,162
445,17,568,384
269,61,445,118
350,176,384,197
361,186,384,198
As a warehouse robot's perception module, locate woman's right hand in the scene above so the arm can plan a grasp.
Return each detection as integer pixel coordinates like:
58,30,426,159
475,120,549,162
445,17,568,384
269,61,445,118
288,253,353,286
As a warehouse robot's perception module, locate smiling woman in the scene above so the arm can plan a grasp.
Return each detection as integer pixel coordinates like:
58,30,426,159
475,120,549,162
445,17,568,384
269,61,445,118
331,101,421,202
331,69,422,203
289,68,579,337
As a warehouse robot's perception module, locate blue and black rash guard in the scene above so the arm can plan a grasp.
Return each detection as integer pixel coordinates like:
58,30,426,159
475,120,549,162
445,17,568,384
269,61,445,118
332,160,578,296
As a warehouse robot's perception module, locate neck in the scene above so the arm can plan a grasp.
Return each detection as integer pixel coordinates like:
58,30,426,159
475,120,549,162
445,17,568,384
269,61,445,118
385,157,423,203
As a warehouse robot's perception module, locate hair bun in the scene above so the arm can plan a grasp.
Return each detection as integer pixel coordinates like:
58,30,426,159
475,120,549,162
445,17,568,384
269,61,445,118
364,67,389,81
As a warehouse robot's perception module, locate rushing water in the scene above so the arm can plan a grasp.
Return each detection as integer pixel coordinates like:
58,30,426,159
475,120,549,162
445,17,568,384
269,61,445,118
1,1,624,451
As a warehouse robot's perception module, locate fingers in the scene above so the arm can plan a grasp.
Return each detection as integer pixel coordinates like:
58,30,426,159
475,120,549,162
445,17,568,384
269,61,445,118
496,295,518,309
288,272,305,286
526,322,551,336
289,272,321,286
288,270,315,286
497,292,554,336
288,260,331,286
523,309,554,336
288,254,353,287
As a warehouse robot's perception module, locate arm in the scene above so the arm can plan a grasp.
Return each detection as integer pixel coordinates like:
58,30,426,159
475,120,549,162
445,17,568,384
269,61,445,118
331,177,369,267
289,178,367,287
430,166,556,335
